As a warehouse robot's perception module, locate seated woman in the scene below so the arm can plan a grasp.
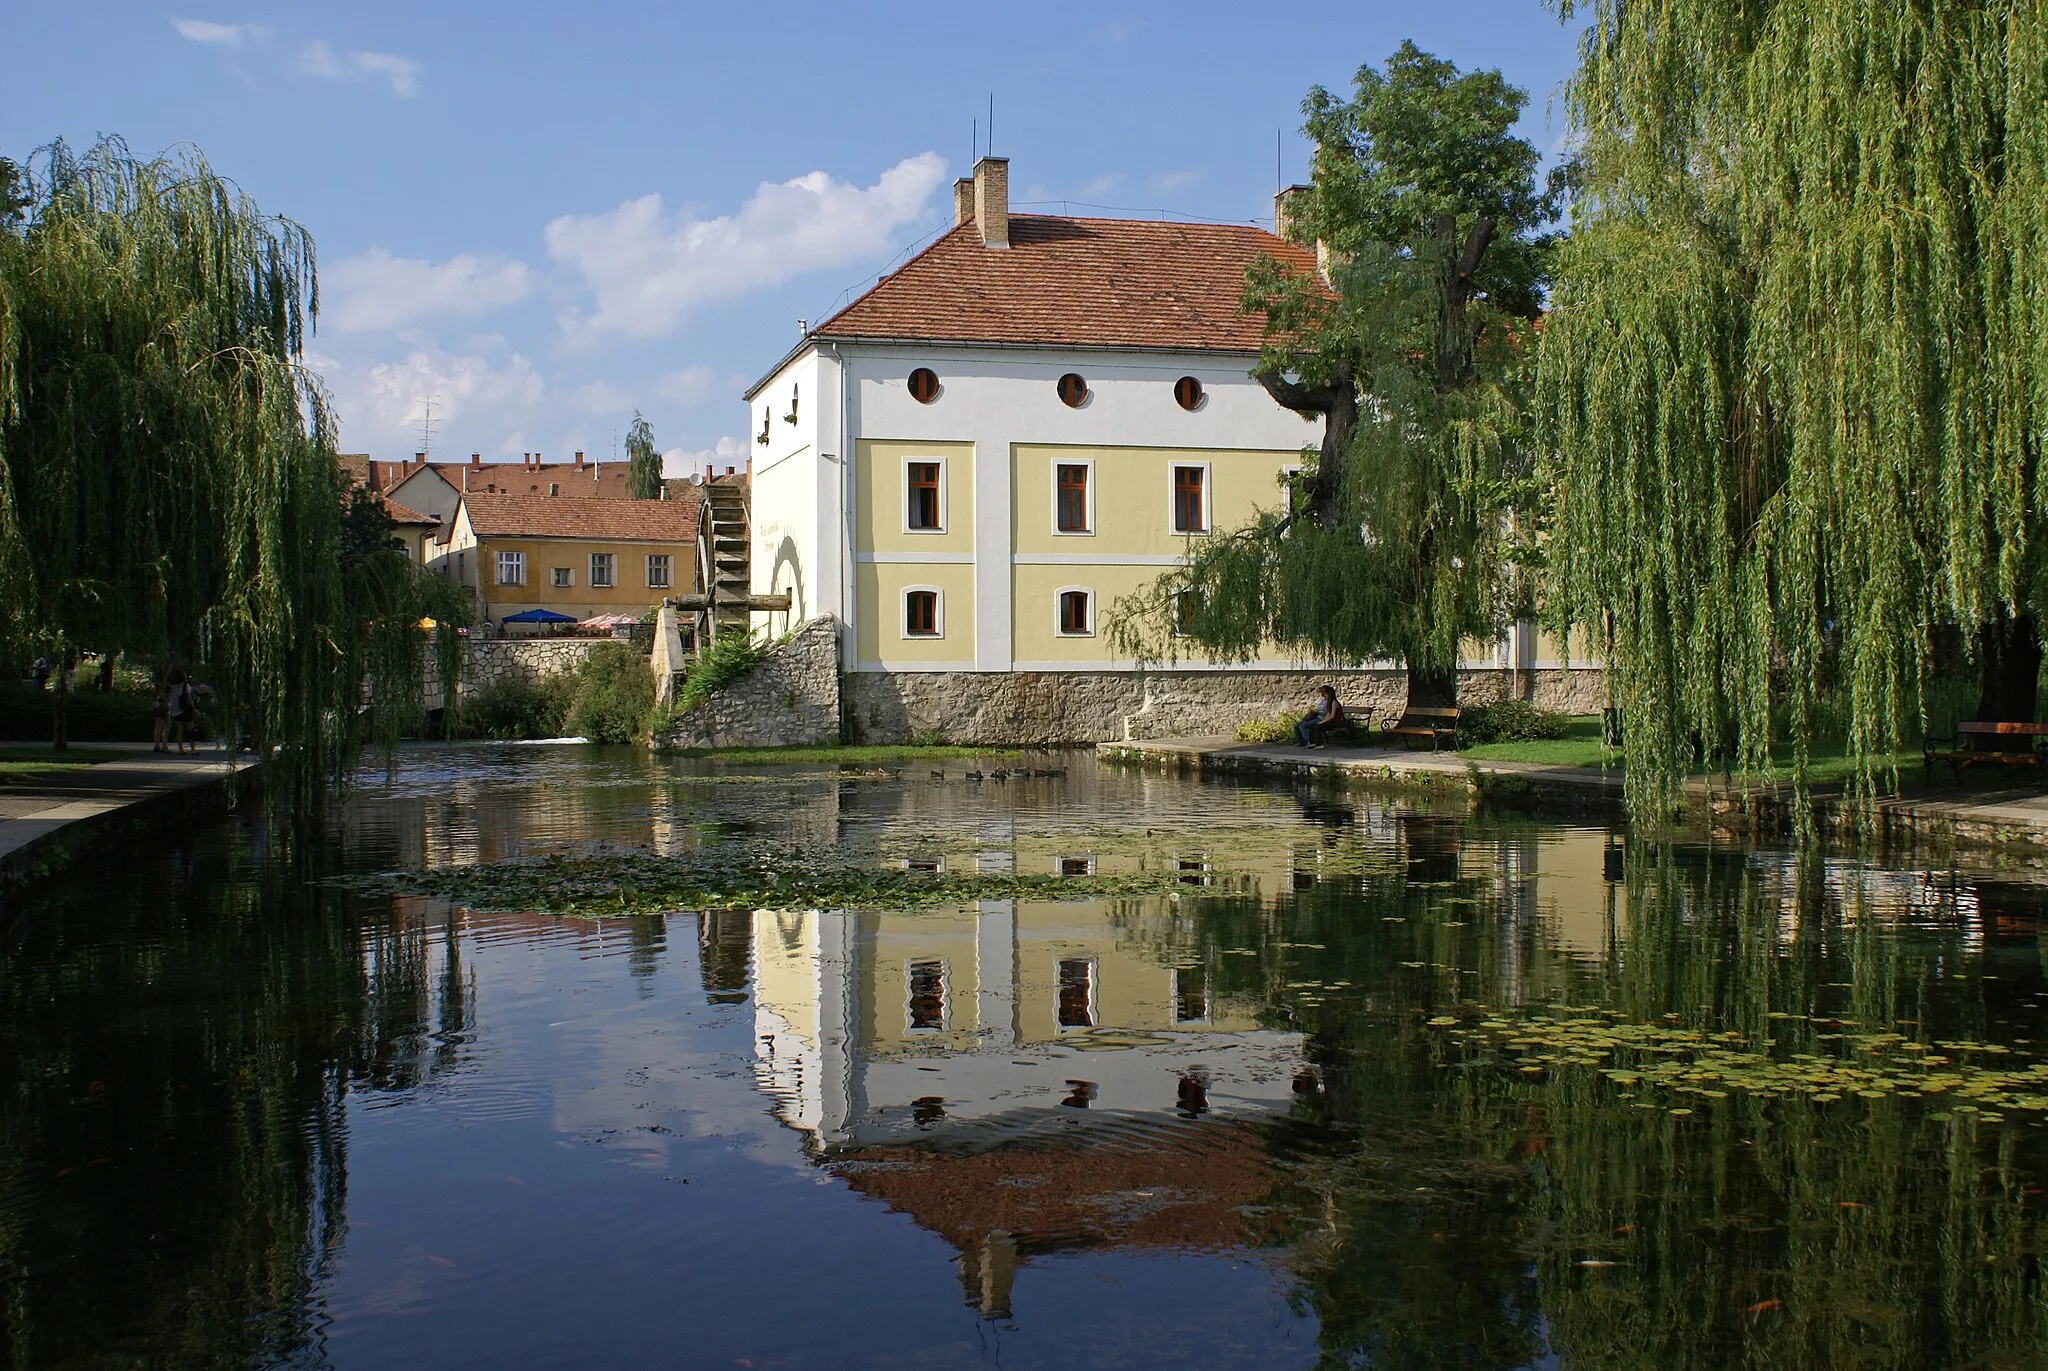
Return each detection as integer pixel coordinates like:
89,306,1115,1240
1294,685,1344,748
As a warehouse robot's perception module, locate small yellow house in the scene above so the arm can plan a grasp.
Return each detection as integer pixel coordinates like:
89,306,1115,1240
433,489,701,630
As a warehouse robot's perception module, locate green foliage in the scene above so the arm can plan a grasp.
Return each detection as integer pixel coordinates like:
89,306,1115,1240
1537,0,2048,816
678,631,761,711
0,138,468,793
906,728,948,747
1112,46,1550,690
564,641,654,744
453,673,574,741
1456,698,1571,745
625,410,662,500
0,680,156,741
1234,713,1299,744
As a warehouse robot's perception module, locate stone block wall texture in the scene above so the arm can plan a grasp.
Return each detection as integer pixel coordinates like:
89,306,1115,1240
653,616,841,750
425,639,609,709
842,666,1605,745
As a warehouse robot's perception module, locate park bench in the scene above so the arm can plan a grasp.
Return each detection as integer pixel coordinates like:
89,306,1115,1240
1923,721,2048,780
1379,705,1461,752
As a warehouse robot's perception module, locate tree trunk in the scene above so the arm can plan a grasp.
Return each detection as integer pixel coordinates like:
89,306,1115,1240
1404,658,1458,711
1255,365,1355,529
1974,608,2041,723
51,656,69,751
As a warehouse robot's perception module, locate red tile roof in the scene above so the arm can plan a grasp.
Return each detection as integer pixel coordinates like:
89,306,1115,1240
812,216,1317,353
432,460,635,499
380,496,437,526
458,490,700,543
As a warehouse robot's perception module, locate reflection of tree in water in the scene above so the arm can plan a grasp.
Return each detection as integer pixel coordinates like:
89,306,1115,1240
0,827,476,1368
1160,836,2048,1368
697,910,752,1005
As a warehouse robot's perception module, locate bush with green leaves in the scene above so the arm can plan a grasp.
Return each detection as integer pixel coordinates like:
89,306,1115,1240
565,642,655,744
1234,713,1300,744
678,632,762,712
1457,698,1570,745
454,674,574,741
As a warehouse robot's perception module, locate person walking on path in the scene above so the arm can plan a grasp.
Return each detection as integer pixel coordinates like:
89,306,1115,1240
1294,685,1345,749
151,676,171,753
168,668,198,754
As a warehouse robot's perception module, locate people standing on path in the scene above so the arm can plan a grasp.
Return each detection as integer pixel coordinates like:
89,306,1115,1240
168,668,198,754
1294,685,1345,749
152,676,171,753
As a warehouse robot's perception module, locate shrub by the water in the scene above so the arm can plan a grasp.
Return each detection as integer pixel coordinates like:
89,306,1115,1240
565,642,655,744
678,632,762,712
455,674,575,741
0,680,160,742
1234,713,1298,744
1458,698,1570,744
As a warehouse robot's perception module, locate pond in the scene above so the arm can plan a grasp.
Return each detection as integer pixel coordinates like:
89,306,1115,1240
2,744,2046,1369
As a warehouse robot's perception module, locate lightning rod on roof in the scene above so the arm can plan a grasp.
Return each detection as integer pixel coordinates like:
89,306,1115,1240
988,94,994,155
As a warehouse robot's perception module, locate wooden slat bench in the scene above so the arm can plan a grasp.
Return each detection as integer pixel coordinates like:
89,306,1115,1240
1924,720,2048,779
1379,705,1461,752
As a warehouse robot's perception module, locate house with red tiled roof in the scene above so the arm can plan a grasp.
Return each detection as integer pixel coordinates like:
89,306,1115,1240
434,486,704,631
741,157,1340,741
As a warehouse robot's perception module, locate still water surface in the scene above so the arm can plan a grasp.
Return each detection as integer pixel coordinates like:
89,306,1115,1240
3,745,2047,1368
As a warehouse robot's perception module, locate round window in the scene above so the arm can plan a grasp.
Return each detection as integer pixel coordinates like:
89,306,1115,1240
1174,376,1204,411
908,368,940,404
1057,373,1089,407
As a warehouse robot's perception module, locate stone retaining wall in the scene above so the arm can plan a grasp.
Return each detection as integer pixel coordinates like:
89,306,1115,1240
843,666,1605,746
653,616,841,750
426,639,611,708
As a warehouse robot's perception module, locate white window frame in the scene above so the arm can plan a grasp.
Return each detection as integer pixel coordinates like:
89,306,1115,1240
905,957,949,1033
1050,457,1095,537
1171,966,1212,1024
1169,587,1199,638
902,455,948,534
1170,461,1212,536
1057,854,1097,877
900,585,945,639
1055,955,1098,1031
645,553,672,589
1053,585,1094,638
494,550,525,586
551,565,574,588
588,552,616,588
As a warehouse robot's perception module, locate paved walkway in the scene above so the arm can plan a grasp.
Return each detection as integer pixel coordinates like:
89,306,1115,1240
0,743,258,880
1101,736,2048,849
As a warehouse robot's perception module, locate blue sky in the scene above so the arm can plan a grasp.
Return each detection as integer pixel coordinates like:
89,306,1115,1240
2,2,1587,475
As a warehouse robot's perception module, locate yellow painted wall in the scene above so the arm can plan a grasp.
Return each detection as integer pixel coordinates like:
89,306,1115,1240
478,534,695,620
855,440,974,555
855,562,976,663
1011,443,1295,556
1010,563,1163,664
862,918,984,1050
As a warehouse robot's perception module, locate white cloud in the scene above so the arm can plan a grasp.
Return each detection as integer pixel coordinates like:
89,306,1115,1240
663,436,747,479
545,152,948,345
1149,169,1203,194
567,381,630,415
171,18,264,46
654,365,745,407
300,40,423,97
324,248,534,333
1078,172,1126,199
314,347,544,456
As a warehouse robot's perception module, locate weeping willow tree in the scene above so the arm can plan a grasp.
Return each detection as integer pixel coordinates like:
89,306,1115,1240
625,409,662,500
1112,43,1554,708
0,139,464,795
1538,1,2048,815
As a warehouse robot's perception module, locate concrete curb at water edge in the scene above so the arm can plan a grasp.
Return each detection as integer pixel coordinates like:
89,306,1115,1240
0,747,266,903
1099,737,2048,857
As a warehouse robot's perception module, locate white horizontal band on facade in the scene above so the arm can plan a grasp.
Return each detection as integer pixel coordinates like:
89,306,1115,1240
1009,553,1189,567
852,660,981,672
854,552,976,565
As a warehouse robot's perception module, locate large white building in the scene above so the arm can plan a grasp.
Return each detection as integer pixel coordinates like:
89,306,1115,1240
743,156,1594,743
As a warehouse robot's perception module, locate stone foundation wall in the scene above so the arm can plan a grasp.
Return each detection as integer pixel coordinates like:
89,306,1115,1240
425,638,612,709
843,667,1606,745
653,616,841,750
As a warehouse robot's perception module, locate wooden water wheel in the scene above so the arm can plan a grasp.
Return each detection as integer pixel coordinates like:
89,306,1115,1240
673,479,787,655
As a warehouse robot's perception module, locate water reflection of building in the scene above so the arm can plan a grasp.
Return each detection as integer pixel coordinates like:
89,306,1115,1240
741,901,1308,1317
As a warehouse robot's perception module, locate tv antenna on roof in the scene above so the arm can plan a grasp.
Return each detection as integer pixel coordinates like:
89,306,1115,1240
416,395,439,456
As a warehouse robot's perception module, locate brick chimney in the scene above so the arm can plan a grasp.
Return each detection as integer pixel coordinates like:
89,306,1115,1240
953,176,976,226
972,156,1008,249
470,452,481,465
413,450,426,464
574,451,586,469
1274,184,1310,242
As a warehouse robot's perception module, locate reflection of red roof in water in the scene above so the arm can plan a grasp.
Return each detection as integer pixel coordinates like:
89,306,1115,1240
832,1117,1275,1260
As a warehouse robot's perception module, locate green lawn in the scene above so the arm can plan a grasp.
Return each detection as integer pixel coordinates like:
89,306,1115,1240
665,743,1025,765
1461,718,1927,788
0,746,125,779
